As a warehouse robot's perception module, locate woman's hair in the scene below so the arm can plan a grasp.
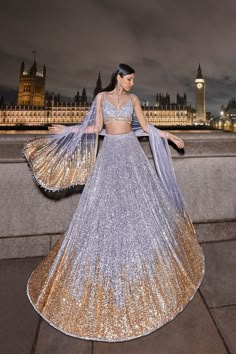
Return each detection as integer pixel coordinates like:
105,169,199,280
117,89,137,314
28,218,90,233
101,63,135,92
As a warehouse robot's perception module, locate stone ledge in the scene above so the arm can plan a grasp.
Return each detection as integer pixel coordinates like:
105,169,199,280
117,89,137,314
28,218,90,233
195,221,236,243
0,235,50,259
0,131,236,162
0,234,62,259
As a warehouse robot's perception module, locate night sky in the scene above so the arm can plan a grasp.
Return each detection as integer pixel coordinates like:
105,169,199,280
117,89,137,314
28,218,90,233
0,0,236,115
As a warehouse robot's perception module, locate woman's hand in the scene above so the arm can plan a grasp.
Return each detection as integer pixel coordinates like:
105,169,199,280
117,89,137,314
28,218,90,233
167,133,184,149
48,124,65,134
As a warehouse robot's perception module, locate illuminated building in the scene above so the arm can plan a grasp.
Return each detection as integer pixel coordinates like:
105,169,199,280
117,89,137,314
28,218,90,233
194,64,206,122
0,100,193,127
17,53,46,106
142,93,193,126
211,98,236,132
0,61,195,127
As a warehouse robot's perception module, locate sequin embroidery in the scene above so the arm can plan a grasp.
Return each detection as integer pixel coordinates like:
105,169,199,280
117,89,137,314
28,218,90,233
102,95,133,124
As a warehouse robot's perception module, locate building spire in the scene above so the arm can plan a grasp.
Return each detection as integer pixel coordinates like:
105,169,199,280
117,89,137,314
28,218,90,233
43,64,46,78
97,72,101,85
81,88,87,103
93,72,103,98
196,63,203,79
33,50,36,63
20,61,25,75
30,50,37,75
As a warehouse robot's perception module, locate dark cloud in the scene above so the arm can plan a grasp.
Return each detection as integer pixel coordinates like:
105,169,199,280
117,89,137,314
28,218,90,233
0,0,236,115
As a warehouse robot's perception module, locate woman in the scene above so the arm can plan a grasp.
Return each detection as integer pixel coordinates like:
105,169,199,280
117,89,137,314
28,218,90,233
24,64,205,342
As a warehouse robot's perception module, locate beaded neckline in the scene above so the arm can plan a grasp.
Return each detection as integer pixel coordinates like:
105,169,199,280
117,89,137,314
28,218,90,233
103,95,132,111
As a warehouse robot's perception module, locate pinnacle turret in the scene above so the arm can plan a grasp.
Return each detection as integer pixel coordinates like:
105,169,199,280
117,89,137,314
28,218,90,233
93,72,103,98
196,64,203,79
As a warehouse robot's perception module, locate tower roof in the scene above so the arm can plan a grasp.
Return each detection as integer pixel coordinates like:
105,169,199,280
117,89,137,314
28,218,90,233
196,64,203,79
93,72,103,98
96,72,102,87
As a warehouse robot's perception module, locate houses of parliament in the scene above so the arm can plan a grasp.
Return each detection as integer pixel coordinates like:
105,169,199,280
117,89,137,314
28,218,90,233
0,58,207,127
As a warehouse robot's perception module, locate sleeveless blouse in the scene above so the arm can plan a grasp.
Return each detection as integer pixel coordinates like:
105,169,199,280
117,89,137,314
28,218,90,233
102,94,133,124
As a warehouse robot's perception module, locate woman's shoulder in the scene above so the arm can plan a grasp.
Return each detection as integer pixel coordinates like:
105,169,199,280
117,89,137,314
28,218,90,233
96,92,104,98
129,93,140,103
94,92,106,103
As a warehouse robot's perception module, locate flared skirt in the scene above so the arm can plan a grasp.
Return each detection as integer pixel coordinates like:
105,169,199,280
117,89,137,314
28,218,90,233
27,131,205,342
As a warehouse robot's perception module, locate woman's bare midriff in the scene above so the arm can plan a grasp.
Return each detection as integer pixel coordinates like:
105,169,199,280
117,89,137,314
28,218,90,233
105,121,132,135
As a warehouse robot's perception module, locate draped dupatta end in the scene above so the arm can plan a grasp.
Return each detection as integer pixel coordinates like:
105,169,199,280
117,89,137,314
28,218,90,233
23,98,99,191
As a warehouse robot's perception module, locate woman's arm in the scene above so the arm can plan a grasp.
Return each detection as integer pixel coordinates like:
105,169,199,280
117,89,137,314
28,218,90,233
48,93,104,134
94,92,104,132
132,94,184,149
164,131,184,149
132,94,149,133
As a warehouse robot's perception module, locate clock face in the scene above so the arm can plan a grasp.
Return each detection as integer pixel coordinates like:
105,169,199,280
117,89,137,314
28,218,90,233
197,83,203,89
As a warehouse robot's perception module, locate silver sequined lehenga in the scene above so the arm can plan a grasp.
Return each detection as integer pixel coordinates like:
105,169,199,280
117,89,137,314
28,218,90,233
25,125,205,342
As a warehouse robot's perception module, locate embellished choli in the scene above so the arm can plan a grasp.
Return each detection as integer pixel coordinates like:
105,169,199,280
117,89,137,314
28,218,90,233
102,93,133,124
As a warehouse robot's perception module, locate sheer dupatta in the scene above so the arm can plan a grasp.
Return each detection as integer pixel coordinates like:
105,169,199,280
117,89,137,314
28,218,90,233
23,97,100,191
131,119,186,211
23,96,185,211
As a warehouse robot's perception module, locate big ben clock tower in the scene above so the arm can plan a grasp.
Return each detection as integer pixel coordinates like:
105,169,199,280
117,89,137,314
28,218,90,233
195,64,206,122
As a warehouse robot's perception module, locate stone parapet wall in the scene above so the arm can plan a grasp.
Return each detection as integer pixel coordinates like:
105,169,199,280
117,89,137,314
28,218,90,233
0,131,235,259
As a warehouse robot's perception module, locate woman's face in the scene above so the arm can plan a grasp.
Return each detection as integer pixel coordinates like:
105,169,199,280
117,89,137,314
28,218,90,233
117,73,135,92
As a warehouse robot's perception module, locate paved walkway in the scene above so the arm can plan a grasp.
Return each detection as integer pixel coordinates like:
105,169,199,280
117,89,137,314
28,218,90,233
0,239,235,354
